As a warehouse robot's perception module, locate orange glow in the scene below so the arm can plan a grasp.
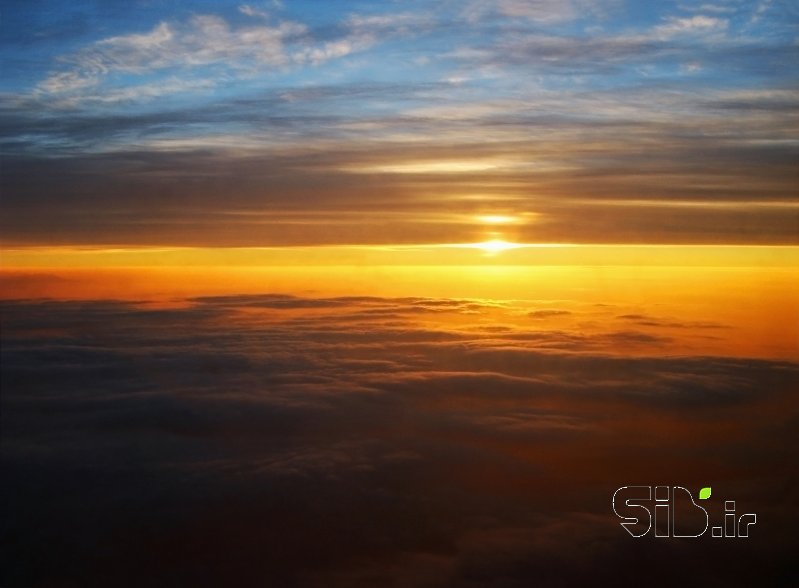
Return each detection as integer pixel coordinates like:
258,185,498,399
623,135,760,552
3,244,796,268
345,160,501,174
2,254,797,360
3,245,796,361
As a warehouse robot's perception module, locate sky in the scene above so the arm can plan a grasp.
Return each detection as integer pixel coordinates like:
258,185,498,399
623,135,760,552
1,0,798,249
1,3,798,587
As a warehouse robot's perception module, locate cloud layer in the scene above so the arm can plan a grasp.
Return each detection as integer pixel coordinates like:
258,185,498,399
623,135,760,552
2,294,797,586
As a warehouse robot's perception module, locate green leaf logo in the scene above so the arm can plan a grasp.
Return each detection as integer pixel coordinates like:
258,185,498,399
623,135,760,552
699,487,712,500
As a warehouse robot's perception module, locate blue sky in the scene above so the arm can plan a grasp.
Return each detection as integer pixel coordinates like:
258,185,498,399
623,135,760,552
1,0,797,246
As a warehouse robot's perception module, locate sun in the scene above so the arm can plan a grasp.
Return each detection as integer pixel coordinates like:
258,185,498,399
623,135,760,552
473,239,522,253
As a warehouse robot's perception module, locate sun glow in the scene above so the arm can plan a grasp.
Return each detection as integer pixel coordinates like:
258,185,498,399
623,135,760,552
472,239,522,253
476,215,517,224
350,160,499,174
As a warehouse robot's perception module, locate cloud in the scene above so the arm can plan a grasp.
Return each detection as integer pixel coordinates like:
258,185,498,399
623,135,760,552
464,0,620,24
2,4,797,249
652,15,729,40
679,3,738,15
239,4,270,19
2,295,797,585
616,313,730,329
35,15,305,97
529,309,572,319
35,70,99,94
3,76,798,247
498,0,578,22
32,10,426,103
294,12,434,67
749,0,772,24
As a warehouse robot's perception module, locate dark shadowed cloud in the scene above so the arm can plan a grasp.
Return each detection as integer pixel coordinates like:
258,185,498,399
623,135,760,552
2,294,797,586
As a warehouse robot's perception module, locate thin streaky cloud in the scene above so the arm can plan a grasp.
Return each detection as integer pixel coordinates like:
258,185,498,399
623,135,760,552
1,1,796,246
